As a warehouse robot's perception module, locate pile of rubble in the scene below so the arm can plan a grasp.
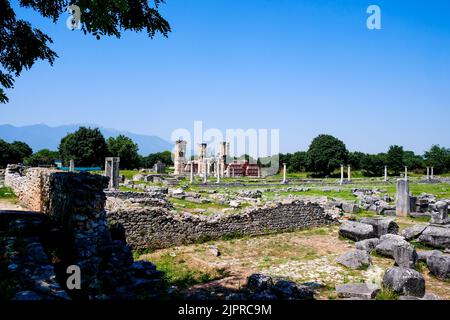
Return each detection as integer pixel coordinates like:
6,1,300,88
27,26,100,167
336,216,449,300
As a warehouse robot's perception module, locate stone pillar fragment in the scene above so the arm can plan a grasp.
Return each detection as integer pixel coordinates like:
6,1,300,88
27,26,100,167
105,157,120,189
396,179,410,217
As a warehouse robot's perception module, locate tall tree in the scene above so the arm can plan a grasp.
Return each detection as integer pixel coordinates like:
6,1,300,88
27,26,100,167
0,0,170,103
107,135,140,169
424,145,450,174
58,127,107,167
386,145,405,175
306,134,348,176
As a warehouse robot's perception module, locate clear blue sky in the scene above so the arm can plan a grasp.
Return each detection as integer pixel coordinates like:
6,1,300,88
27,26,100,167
2,0,450,154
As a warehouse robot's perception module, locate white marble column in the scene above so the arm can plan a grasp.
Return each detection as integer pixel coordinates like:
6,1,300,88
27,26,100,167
340,164,344,185
216,163,220,184
427,167,430,181
190,162,194,183
384,165,388,182
347,165,351,182
69,160,75,172
405,166,408,181
282,163,287,184
431,167,434,179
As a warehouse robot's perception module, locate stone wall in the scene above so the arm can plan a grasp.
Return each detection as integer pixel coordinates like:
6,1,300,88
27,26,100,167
4,165,54,211
3,165,163,299
106,199,337,249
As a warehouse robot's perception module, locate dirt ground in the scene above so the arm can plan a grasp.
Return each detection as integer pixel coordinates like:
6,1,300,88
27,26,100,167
141,223,450,300
0,199,26,211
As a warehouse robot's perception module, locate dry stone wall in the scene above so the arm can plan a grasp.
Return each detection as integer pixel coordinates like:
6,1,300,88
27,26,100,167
106,199,337,249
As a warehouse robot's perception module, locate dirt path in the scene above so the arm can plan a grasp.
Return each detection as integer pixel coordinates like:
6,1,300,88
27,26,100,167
0,199,26,211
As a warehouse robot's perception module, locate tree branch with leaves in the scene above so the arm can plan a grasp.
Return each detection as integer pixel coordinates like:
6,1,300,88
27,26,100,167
0,0,171,103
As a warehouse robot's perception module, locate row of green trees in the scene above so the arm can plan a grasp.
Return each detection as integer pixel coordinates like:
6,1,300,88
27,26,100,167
2,129,449,176
0,127,173,170
280,134,450,177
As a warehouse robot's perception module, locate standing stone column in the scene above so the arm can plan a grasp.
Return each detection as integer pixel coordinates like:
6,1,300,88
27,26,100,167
347,165,351,182
190,162,194,184
105,157,120,189
396,179,411,217
384,166,388,182
426,167,430,181
431,167,434,179
404,166,408,181
340,164,344,185
69,160,75,172
216,163,220,184
282,163,287,184
203,160,208,184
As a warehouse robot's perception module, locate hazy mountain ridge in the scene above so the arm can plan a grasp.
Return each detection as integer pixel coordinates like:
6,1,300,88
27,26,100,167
0,124,173,155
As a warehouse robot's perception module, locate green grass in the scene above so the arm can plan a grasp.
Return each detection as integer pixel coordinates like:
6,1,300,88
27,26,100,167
0,187,16,200
375,287,400,300
147,253,229,288
170,197,231,215
384,183,450,200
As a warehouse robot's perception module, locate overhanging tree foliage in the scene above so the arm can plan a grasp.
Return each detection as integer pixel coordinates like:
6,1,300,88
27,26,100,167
0,0,171,103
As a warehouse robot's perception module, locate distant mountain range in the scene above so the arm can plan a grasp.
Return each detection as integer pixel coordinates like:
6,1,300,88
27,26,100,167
0,124,173,155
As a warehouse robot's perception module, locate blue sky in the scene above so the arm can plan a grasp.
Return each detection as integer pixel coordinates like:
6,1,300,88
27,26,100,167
2,0,450,154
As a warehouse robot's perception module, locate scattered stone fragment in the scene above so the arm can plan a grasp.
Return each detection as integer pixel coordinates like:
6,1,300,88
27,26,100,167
342,203,360,214
426,251,450,280
416,250,442,263
208,245,221,257
355,238,380,253
271,280,315,300
375,234,409,258
335,283,380,299
339,221,374,242
401,224,427,241
393,242,418,268
246,274,273,292
360,217,399,237
336,249,372,270
418,225,450,249
382,267,426,297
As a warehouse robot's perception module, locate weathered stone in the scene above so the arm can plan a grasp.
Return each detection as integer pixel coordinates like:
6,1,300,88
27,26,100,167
417,250,442,262
271,280,315,300
430,201,449,225
339,221,374,242
336,249,372,270
396,179,410,217
246,274,273,292
342,203,360,214
401,224,427,241
375,234,409,258
360,217,399,237
418,225,450,249
426,251,450,280
336,283,380,299
393,242,418,268
208,245,221,257
382,267,425,297
355,238,381,253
